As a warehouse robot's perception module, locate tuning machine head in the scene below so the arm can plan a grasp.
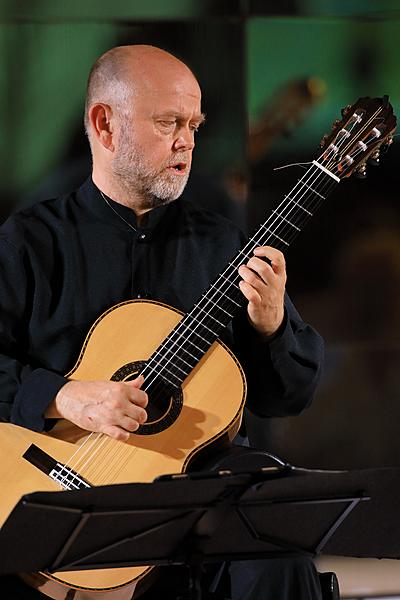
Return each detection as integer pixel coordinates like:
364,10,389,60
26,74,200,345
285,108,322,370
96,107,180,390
341,104,353,117
368,148,381,167
355,161,367,178
380,134,394,154
319,133,330,149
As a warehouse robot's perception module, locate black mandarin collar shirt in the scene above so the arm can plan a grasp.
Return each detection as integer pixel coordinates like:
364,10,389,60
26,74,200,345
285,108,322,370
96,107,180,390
0,178,323,431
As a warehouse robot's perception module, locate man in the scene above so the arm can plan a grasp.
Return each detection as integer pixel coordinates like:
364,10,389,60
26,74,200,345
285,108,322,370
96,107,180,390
0,45,324,598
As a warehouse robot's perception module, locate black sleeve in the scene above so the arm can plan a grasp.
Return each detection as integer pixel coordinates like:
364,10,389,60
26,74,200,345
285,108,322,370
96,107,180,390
0,238,67,431
233,293,324,417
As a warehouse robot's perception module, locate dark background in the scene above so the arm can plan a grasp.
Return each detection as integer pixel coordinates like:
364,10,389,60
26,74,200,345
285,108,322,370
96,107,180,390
1,0,399,470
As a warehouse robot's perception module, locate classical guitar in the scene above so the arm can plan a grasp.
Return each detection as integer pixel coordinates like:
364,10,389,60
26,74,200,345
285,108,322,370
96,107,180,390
0,96,396,599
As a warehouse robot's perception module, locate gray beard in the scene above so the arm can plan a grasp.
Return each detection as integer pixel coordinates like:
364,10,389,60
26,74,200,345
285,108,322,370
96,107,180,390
111,132,190,210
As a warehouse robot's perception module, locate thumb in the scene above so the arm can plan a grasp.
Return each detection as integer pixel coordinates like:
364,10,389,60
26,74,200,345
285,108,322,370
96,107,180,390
126,374,145,388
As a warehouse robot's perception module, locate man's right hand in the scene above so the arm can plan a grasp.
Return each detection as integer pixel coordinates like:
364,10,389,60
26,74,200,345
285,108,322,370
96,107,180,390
45,375,148,441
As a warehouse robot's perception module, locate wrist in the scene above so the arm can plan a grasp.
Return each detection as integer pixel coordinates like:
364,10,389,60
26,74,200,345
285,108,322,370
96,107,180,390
45,381,71,419
254,309,287,343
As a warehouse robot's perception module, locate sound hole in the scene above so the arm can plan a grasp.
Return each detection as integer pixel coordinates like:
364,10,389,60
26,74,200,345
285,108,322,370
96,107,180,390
110,360,183,435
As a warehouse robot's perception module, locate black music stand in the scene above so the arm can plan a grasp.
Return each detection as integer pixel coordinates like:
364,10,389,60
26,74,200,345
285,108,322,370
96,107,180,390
1,461,400,599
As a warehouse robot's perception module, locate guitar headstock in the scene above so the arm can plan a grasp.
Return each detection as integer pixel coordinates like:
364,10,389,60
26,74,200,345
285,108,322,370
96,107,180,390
319,96,396,179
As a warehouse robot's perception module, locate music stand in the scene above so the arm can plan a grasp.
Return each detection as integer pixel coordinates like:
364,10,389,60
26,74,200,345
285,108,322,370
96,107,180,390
3,459,399,598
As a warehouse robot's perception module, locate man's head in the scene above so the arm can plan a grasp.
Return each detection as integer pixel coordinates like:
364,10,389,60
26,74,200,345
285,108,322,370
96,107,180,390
85,45,204,213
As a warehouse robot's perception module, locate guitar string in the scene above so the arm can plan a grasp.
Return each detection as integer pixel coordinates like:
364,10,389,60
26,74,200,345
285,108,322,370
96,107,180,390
55,149,350,488
58,105,384,487
139,132,358,385
325,107,383,172
58,174,341,486
138,164,336,386
108,105,382,424
95,120,384,486
80,108,388,486
85,436,130,484
139,105,383,390
60,162,337,486
81,108,382,452
58,157,341,486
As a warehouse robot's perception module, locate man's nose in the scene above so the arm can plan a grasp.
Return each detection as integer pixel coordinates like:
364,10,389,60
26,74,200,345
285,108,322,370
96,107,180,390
173,129,195,151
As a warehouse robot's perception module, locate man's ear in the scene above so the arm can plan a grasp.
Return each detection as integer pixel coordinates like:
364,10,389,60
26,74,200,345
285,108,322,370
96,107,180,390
88,103,115,151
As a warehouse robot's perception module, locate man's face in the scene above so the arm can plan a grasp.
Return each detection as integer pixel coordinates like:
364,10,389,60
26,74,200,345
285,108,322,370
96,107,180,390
111,71,204,210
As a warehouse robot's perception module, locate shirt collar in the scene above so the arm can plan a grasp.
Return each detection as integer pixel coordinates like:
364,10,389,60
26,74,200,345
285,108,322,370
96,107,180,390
80,177,172,232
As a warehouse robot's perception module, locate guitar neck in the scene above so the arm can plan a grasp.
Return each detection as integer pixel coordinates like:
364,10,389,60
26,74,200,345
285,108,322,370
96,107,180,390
142,162,339,390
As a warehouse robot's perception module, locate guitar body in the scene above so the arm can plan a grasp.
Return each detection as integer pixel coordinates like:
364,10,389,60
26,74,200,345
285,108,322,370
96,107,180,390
0,299,246,597
1,96,395,599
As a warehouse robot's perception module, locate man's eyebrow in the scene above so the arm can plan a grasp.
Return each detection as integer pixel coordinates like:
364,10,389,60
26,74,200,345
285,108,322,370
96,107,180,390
196,113,206,125
154,112,206,124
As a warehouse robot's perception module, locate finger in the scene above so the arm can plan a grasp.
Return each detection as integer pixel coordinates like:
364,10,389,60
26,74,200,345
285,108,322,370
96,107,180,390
119,414,145,431
238,264,268,293
253,246,286,274
238,279,261,305
128,374,144,388
125,384,148,407
245,256,275,285
102,424,131,442
123,401,148,423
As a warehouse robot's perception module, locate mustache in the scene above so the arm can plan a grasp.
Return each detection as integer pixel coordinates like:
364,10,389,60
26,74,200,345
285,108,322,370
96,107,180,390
164,155,191,168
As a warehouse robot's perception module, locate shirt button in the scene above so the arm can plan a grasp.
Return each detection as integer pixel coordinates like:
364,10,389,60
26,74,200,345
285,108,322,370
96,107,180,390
139,233,147,241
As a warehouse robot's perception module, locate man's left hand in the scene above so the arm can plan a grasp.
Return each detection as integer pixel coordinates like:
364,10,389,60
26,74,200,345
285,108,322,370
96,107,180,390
238,245,286,339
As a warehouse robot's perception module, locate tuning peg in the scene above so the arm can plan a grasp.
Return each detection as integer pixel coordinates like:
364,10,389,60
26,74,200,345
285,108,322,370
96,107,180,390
331,119,341,130
380,136,394,155
319,134,330,148
341,104,352,117
355,162,367,178
368,149,380,167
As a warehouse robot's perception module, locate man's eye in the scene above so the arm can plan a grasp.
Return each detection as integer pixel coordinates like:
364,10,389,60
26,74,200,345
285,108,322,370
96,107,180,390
159,121,175,128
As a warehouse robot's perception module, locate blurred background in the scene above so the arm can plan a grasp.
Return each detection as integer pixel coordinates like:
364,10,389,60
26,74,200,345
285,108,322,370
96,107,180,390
1,1,400,596
1,0,399,471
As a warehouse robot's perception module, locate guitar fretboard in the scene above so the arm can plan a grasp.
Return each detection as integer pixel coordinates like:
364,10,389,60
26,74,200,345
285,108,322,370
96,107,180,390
143,163,338,390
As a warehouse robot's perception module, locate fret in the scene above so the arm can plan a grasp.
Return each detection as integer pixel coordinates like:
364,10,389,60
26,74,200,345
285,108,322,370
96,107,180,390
208,281,242,307
197,296,234,319
225,295,242,308
190,316,216,336
192,304,226,328
161,337,203,364
157,328,217,384
259,225,289,247
165,356,193,374
299,179,325,200
161,361,191,381
172,324,211,349
285,195,313,216
179,333,208,353
271,210,301,231
156,323,213,371
226,260,243,274
147,161,339,387
156,370,181,388
186,328,210,346
237,248,252,262
219,273,240,290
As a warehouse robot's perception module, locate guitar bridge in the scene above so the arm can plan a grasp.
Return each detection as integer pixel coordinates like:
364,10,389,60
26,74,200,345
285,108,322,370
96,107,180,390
23,444,91,490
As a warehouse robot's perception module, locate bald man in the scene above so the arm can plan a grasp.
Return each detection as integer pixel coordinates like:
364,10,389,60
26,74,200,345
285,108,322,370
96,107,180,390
0,46,324,599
